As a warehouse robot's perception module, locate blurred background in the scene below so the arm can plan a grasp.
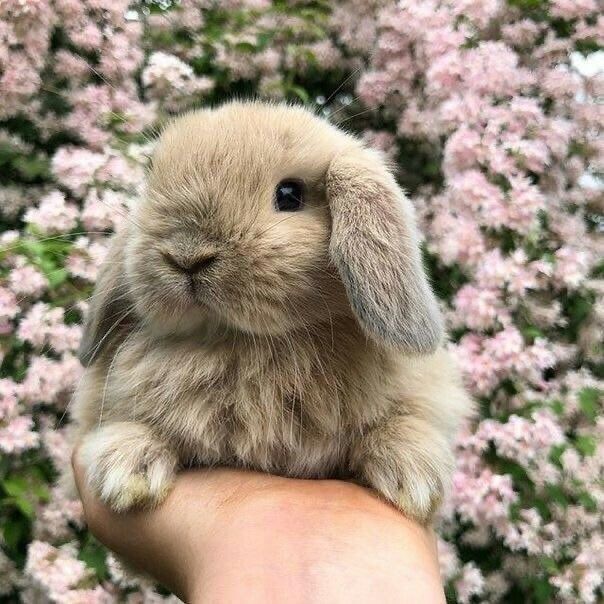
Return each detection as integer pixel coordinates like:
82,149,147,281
0,1,602,602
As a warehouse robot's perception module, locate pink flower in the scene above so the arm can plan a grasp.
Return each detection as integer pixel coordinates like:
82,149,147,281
456,562,485,604
20,354,82,407
66,237,110,282
7,264,48,297
68,22,103,50
142,51,194,90
35,485,83,541
505,138,550,173
96,153,142,190
142,52,214,111
0,415,39,454
24,191,79,235
427,50,464,96
501,20,541,46
255,48,281,74
0,378,19,421
541,66,580,98
357,71,395,106
452,467,518,527
448,170,506,224
54,50,90,80
306,40,341,70
463,42,534,97
0,54,42,114
453,285,507,330
17,303,81,353
40,423,72,472
554,246,591,289
550,0,598,20
82,188,129,231
51,147,106,197
444,127,484,173
477,410,565,467
505,176,546,233
437,538,460,580
25,541,91,600
99,32,144,79
429,209,486,267
450,0,502,28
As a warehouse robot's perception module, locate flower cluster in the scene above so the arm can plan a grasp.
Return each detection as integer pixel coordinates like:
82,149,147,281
357,1,602,601
141,0,355,108
0,0,602,602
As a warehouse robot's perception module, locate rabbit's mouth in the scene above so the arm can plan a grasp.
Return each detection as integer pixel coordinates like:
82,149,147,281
139,287,213,338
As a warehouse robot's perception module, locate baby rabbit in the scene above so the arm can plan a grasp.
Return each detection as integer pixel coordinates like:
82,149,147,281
71,101,472,524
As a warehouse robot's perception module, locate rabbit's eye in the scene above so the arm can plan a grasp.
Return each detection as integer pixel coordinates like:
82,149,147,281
275,179,303,211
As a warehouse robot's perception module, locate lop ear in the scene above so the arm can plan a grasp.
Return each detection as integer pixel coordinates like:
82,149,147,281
78,229,133,367
327,147,444,354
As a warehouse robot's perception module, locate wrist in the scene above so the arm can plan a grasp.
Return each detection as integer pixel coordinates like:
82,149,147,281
188,478,445,603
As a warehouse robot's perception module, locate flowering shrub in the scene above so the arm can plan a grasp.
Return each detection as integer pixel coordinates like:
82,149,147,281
356,2,603,601
0,0,602,602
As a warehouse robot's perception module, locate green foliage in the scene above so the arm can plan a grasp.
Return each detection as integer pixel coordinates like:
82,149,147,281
0,140,50,185
578,387,601,423
0,457,54,567
78,535,109,582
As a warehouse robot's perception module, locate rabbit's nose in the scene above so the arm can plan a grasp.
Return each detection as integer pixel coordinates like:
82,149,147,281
162,251,218,275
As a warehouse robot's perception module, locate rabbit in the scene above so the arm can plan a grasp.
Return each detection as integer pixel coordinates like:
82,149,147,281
70,100,473,525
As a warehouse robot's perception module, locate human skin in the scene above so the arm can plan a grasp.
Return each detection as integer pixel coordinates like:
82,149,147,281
72,455,446,603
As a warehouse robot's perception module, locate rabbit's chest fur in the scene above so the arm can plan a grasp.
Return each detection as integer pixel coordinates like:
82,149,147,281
76,321,398,478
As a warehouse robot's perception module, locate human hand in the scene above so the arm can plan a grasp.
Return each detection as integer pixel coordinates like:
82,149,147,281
72,454,445,603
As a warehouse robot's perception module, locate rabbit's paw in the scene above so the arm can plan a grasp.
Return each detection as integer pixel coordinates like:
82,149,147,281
361,451,446,525
79,422,177,513
353,416,453,525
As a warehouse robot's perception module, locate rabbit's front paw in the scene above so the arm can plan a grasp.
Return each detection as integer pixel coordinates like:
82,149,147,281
361,452,446,525
353,417,453,525
79,422,177,512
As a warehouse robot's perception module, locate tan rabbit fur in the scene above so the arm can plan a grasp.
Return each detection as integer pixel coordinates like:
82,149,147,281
71,101,472,524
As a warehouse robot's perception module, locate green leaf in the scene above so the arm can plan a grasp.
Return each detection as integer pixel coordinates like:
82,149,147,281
575,435,596,457
234,41,258,53
506,0,546,9
539,557,559,575
577,491,597,512
1,469,50,520
496,458,532,487
19,239,46,257
12,155,50,180
544,484,569,508
2,475,30,498
2,514,30,552
46,267,68,288
13,496,34,518
550,399,564,416
549,443,566,467
578,388,601,423
521,325,544,343
534,576,554,603
79,537,109,581
286,84,310,104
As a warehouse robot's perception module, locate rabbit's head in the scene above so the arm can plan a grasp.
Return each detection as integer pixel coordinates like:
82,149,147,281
79,102,443,365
